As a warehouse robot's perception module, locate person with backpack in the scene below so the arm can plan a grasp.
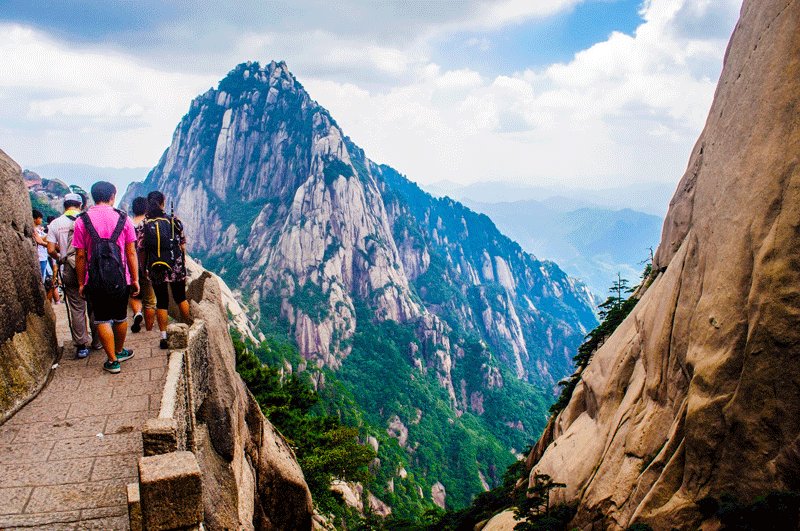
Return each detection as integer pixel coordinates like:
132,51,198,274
46,193,96,358
73,181,140,374
128,197,156,333
139,190,190,349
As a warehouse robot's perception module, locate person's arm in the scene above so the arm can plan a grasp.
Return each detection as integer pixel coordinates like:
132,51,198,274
45,231,59,261
126,241,140,297
33,229,47,247
47,242,59,261
76,248,87,297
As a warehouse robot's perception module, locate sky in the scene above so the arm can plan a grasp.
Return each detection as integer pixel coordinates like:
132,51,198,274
0,0,743,189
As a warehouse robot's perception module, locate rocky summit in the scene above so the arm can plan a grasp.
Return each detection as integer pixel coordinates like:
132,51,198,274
124,60,597,511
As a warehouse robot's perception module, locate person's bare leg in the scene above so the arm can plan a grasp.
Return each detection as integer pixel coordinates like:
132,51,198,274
96,323,117,361
145,308,156,331
156,309,168,332
178,300,190,323
130,297,142,315
112,320,128,355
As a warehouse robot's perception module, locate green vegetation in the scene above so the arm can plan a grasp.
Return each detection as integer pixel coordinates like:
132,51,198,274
290,281,330,323
697,491,800,530
549,273,639,416
233,333,375,520
323,157,354,186
30,192,59,219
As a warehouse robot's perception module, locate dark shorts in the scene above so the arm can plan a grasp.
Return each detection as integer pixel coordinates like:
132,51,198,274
153,280,187,310
87,286,130,324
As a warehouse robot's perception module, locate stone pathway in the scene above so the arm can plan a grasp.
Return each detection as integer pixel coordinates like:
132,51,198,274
0,304,166,530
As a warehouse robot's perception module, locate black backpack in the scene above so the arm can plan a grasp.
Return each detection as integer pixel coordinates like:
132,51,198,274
80,210,128,296
143,216,179,277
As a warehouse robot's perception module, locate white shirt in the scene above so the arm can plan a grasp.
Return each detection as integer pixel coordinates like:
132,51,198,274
36,226,48,261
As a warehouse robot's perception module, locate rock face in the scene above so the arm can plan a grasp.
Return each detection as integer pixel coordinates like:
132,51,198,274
124,60,597,509
526,1,800,529
180,259,313,529
123,60,595,387
0,149,58,423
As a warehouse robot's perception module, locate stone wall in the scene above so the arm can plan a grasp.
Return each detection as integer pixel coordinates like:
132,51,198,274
0,149,58,423
135,259,314,530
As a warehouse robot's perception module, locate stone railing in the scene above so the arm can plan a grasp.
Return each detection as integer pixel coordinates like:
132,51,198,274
127,321,208,531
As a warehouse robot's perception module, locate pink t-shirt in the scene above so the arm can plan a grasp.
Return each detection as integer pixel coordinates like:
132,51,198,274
72,205,137,284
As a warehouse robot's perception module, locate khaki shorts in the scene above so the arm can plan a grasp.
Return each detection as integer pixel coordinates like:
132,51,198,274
133,275,157,310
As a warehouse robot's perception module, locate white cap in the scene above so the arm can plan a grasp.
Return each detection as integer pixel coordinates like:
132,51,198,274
64,192,83,204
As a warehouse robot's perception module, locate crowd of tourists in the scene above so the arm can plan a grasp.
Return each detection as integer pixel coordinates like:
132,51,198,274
33,181,190,374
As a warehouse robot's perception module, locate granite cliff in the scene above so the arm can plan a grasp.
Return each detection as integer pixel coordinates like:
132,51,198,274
0,149,59,422
512,1,800,529
124,62,597,511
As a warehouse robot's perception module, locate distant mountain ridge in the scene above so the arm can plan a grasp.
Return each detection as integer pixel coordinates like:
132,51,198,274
123,60,597,514
464,199,663,296
426,180,676,217
31,163,148,200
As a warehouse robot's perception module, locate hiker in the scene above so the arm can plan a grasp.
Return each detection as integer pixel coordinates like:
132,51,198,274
73,181,140,374
44,215,62,304
32,209,50,279
139,190,190,349
128,197,156,333
46,193,97,358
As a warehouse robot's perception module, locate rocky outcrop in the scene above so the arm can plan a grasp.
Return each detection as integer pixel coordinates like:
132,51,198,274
180,259,313,530
526,1,800,529
123,60,597,510
123,60,595,388
0,149,58,423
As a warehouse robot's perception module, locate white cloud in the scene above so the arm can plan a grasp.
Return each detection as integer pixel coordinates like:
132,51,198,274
304,0,741,187
0,0,742,190
474,0,583,29
0,24,216,167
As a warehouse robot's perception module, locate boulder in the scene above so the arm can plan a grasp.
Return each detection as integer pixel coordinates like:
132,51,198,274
0,149,58,423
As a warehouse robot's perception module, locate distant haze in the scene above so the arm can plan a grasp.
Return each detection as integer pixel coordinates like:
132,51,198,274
29,163,149,202
424,180,676,217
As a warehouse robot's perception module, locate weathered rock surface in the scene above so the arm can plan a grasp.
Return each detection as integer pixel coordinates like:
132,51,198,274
123,59,597,510
0,149,58,422
123,60,596,391
526,1,800,529
180,258,313,530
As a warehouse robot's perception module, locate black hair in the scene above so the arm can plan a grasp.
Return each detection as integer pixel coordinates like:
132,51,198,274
90,181,116,204
46,215,56,224
32,209,43,220
146,190,166,218
63,199,82,210
131,197,148,217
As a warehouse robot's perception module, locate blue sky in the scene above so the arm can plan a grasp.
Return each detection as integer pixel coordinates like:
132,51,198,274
433,0,644,73
0,0,742,188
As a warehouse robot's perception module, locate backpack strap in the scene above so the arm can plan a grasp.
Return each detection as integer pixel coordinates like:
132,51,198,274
79,212,101,242
110,209,128,242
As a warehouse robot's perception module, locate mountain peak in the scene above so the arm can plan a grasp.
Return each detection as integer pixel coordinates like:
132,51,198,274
216,60,299,99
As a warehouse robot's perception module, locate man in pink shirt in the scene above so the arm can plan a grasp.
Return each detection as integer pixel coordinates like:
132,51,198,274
73,181,140,374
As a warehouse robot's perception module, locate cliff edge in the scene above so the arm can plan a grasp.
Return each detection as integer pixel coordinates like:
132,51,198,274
524,0,800,528
180,260,314,529
0,149,58,423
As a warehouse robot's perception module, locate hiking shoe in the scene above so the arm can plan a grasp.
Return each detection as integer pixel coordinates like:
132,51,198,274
103,360,121,374
131,313,143,333
116,349,134,363
76,346,90,359
90,341,102,350
159,338,169,350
